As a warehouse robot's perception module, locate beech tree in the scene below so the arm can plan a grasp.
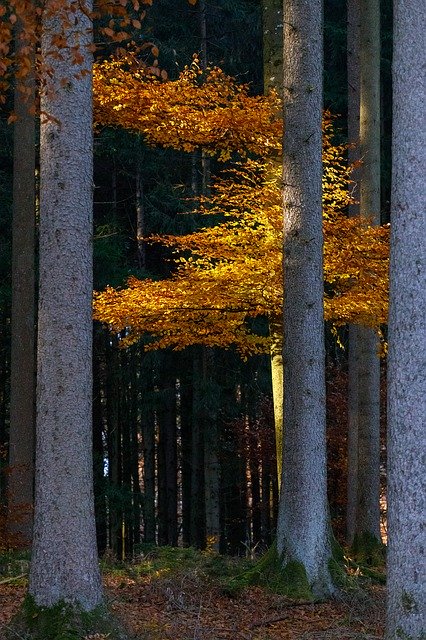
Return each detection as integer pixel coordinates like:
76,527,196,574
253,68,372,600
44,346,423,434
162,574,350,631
386,1,426,637
28,0,102,610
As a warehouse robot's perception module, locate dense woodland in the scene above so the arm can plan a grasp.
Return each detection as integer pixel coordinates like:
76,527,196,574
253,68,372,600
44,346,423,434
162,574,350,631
0,1,424,639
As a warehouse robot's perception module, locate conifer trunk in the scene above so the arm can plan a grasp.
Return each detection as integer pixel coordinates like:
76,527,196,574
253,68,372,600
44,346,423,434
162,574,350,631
29,0,103,608
386,3,426,637
8,17,36,545
277,0,334,597
346,0,361,546
356,0,381,544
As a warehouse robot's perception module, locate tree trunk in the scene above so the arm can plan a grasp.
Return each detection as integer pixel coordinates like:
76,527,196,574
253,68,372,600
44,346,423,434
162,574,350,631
355,0,382,544
262,0,283,96
346,0,361,546
203,349,220,552
386,2,426,637
8,18,36,545
269,316,283,484
141,357,156,544
29,0,103,609
277,0,334,597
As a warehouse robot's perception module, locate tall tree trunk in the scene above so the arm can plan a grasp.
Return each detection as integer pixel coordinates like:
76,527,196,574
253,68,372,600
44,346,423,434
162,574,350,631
386,3,425,638
7,18,36,545
203,348,220,552
141,357,156,544
29,0,103,609
136,138,145,270
277,0,334,598
346,0,361,546
263,0,285,486
269,315,283,483
355,0,381,545
190,348,205,548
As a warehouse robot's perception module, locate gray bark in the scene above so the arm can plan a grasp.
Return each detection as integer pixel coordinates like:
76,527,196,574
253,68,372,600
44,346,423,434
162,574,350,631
355,0,382,543
8,21,36,545
386,2,426,637
346,0,382,545
277,0,334,597
29,0,103,610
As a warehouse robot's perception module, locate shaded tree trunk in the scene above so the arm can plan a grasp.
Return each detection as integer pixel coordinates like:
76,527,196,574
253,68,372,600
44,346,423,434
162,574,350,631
355,0,382,545
277,0,334,597
7,18,36,545
386,3,426,637
29,0,103,609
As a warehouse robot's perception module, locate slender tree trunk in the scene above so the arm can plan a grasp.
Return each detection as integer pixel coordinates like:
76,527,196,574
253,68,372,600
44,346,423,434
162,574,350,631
262,0,283,96
8,18,36,545
355,0,381,544
203,349,220,552
136,138,145,270
29,0,103,609
386,3,426,637
346,0,361,546
141,358,156,544
190,348,205,548
277,0,334,597
93,328,108,555
269,316,283,483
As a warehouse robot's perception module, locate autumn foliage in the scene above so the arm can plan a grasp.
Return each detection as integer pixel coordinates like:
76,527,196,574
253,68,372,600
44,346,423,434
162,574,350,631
92,57,389,354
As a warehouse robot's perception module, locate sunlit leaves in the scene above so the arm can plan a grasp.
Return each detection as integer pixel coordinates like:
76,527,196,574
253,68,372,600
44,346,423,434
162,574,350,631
93,54,282,158
93,64,389,355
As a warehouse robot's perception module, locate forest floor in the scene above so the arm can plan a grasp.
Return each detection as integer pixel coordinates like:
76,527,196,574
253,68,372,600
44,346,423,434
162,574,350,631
0,547,385,640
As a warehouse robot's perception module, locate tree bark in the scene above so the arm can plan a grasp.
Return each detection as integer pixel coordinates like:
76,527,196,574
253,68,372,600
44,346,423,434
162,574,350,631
29,0,103,609
355,0,381,544
386,2,426,637
8,17,36,545
277,0,334,597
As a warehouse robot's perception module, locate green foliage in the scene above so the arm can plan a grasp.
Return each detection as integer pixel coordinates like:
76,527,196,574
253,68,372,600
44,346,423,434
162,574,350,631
106,543,252,582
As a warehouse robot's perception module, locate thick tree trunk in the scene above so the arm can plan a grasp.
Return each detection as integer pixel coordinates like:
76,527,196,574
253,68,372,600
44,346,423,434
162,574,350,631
386,2,426,637
277,0,334,597
29,0,103,609
8,20,36,545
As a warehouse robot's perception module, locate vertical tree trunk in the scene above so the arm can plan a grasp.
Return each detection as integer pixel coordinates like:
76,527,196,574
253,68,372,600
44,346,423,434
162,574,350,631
8,17,36,545
29,0,103,609
141,357,156,544
346,0,361,546
386,3,425,638
135,138,145,270
277,0,334,597
190,348,205,548
203,348,220,552
93,327,108,555
269,316,283,483
355,0,381,545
